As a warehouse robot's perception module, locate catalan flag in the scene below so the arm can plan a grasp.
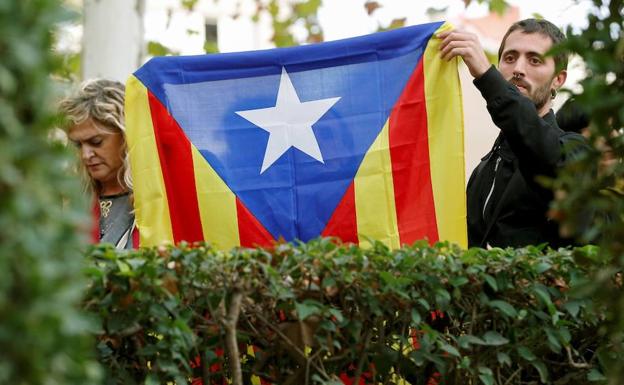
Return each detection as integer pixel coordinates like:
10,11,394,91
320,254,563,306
126,21,466,250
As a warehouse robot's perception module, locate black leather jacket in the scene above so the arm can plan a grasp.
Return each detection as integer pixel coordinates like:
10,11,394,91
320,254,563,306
467,66,586,248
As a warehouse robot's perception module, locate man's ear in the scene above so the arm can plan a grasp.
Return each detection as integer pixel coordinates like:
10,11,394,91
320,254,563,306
552,69,567,89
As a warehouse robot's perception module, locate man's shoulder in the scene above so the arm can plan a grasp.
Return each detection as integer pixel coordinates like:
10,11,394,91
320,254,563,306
559,130,585,140
559,130,588,146
558,130,589,162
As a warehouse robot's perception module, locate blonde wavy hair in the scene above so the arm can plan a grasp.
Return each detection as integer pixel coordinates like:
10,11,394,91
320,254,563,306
59,79,132,195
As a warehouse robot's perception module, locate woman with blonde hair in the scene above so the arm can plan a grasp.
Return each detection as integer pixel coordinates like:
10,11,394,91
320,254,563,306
60,79,137,248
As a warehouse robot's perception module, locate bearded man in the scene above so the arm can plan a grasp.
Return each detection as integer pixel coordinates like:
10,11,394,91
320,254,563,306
438,19,586,248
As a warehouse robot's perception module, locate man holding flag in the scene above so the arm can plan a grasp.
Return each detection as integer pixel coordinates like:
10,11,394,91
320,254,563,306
439,18,586,248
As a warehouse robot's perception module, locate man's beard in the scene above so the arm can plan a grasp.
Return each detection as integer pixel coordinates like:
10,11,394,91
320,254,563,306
510,78,552,111
530,82,552,111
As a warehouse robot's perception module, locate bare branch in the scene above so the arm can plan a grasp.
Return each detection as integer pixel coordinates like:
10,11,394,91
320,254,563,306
352,328,372,385
251,310,330,381
565,346,591,369
223,291,244,385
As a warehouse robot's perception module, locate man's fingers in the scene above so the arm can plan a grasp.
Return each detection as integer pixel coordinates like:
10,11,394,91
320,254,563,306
439,31,473,51
437,28,490,78
440,40,471,61
438,30,474,43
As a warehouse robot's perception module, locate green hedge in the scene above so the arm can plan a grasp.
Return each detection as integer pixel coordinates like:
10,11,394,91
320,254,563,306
84,240,615,384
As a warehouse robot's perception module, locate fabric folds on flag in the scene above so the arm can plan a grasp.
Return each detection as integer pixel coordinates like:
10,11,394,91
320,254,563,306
126,21,466,250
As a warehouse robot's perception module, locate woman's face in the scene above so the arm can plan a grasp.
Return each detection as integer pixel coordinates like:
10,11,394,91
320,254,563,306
68,118,125,193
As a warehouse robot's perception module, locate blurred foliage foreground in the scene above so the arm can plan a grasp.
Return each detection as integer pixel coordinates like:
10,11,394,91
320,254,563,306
85,240,618,385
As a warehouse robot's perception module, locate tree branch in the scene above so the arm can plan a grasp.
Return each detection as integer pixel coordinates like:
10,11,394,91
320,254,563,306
352,328,372,385
565,346,591,369
251,310,330,381
223,291,244,385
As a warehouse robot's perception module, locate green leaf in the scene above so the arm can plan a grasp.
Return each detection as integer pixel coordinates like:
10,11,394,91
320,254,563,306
181,0,199,11
379,271,395,285
320,319,336,332
380,271,411,287
517,346,537,362
411,309,422,325
563,300,582,318
532,360,549,383
479,373,494,385
489,300,518,318
147,41,180,56
496,351,511,367
482,331,509,346
484,274,498,292
533,285,552,307
440,343,460,357
328,308,344,323
587,369,607,381
449,276,469,287
558,327,571,344
545,328,562,353
458,334,486,348
488,0,508,15
145,374,160,385
204,349,218,364
417,298,430,310
478,366,493,375
116,260,130,274
459,355,472,369
435,288,451,307
322,276,337,288
478,367,494,385
295,300,322,320
517,309,528,320
535,261,552,274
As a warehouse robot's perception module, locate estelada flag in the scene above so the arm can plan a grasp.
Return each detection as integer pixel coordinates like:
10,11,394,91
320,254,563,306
126,21,467,250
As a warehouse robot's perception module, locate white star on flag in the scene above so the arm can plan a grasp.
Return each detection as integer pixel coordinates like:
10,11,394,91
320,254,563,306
236,67,341,174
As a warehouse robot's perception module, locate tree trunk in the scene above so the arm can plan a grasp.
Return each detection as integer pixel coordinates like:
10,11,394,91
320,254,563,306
82,0,144,82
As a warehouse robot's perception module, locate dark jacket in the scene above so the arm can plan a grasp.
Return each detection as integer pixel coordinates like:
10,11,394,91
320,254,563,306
467,66,586,248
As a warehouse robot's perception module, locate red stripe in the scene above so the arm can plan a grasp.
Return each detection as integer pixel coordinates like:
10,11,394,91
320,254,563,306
132,226,140,248
148,91,204,243
321,181,358,244
236,198,274,248
389,59,439,244
92,198,100,243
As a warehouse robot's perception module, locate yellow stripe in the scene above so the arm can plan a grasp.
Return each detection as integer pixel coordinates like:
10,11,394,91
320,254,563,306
354,120,400,249
191,146,240,249
423,22,468,247
125,75,174,246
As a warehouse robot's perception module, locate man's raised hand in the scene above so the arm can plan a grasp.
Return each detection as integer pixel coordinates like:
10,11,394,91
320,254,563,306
438,29,491,79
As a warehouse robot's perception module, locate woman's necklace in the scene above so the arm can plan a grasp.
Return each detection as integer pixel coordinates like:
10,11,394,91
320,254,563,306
100,199,113,218
99,191,129,219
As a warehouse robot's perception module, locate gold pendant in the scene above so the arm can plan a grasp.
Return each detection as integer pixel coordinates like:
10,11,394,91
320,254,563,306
100,200,112,218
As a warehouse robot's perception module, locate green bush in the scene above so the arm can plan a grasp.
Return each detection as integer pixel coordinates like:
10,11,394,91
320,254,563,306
550,1,624,382
85,240,614,384
0,1,100,383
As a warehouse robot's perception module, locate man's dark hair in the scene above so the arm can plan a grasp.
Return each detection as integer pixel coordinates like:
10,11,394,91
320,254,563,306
556,97,589,134
498,18,568,72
